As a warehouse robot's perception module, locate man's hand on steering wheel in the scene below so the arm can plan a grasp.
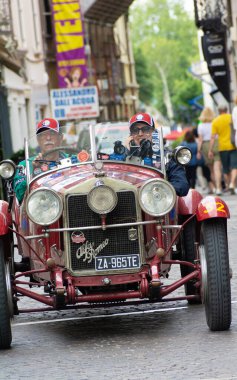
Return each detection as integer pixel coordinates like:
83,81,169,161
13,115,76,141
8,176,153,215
33,152,44,168
33,152,60,168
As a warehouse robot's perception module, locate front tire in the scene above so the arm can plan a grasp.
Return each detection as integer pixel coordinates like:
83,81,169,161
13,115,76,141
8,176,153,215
0,240,12,349
200,218,231,331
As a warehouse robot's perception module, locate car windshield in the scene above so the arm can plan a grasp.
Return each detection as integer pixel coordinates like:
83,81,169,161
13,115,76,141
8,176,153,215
95,122,129,154
25,122,164,182
94,123,164,170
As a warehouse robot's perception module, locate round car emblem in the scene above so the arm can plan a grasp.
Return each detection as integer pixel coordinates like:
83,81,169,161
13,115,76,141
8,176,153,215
41,164,49,172
78,150,90,162
71,231,86,244
33,168,42,175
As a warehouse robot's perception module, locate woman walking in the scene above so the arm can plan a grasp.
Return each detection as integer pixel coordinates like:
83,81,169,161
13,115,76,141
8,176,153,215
197,107,222,195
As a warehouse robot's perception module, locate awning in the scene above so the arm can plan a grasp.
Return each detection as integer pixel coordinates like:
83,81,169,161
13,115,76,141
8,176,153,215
84,0,134,24
164,128,192,141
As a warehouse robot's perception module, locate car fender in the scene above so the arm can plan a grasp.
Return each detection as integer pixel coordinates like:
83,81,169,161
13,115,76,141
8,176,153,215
178,189,203,215
0,200,12,235
196,195,230,221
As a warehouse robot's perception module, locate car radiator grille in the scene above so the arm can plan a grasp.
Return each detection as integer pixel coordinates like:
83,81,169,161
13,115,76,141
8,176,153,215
67,191,141,272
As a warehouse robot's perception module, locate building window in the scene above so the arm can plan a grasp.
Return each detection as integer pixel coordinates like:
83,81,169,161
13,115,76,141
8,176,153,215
43,0,52,37
0,0,12,35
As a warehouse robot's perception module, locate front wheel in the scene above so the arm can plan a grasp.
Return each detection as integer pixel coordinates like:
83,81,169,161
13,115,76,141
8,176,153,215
200,218,231,331
0,240,12,349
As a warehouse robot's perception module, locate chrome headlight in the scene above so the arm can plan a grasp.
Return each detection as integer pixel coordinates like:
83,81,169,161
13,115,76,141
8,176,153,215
26,188,63,225
87,185,118,214
0,160,16,179
139,179,176,216
174,146,192,165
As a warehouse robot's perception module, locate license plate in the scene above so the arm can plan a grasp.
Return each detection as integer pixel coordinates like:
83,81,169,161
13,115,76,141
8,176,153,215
95,254,140,271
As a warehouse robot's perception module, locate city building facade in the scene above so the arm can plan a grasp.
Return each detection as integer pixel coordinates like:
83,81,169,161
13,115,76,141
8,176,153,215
0,0,138,159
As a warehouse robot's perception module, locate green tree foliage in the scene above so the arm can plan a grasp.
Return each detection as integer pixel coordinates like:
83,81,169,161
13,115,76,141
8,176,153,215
134,47,154,104
129,0,202,124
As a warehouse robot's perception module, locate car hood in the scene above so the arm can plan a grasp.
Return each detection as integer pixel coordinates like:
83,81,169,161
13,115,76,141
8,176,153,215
30,162,163,194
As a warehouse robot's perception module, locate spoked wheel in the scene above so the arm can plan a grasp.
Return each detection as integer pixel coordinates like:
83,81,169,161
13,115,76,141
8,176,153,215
179,216,201,304
0,240,13,349
200,218,231,331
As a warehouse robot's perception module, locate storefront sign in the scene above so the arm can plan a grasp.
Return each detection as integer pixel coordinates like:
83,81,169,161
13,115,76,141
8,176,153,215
50,0,88,88
201,32,231,102
50,86,99,120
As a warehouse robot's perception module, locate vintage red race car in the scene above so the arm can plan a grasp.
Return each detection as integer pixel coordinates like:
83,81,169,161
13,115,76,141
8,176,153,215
0,123,232,349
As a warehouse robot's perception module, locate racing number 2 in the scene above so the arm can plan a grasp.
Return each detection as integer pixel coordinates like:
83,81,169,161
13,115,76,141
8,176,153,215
203,201,227,215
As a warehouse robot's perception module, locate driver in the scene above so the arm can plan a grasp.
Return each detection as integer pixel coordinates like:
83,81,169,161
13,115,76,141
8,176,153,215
127,113,190,197
13,118,64,203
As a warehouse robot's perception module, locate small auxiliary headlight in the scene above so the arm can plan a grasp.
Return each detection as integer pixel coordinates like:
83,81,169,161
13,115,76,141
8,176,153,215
174,146,192,165
0,160,16,179
87,184,117,214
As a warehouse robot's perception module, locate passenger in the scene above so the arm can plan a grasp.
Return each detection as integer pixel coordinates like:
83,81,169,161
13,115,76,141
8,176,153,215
13,118,64,203
127,113,190,196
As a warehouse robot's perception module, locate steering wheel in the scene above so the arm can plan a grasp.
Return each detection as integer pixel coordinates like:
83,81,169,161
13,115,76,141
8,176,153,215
42,146,80,158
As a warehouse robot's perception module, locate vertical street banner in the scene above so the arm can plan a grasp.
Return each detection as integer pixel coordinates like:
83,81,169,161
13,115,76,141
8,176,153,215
201,32,231,102
51,0,88,88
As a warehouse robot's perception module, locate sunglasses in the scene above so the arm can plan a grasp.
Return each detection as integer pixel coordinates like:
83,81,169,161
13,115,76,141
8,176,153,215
130,125,153,135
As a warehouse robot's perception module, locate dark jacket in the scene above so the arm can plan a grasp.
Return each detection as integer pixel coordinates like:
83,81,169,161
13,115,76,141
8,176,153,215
166,159,190,197
127,144,190,197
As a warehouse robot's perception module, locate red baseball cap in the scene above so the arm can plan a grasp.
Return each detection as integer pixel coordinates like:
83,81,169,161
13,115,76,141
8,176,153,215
129,113,155,129
36,118,60,134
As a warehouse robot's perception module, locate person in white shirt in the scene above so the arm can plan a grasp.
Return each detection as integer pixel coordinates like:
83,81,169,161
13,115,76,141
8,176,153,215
197,107,222,195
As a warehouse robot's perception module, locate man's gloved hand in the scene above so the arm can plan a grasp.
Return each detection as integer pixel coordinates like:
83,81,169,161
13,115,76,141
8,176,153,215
139,139,152,159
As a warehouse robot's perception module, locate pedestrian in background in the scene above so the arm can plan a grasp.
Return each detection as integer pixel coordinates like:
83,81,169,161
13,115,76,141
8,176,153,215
231,95,237,147
209,105,237,194
197,107,222,195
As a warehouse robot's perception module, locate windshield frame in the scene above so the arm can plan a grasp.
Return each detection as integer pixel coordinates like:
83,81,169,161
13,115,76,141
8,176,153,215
24,122,167,188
